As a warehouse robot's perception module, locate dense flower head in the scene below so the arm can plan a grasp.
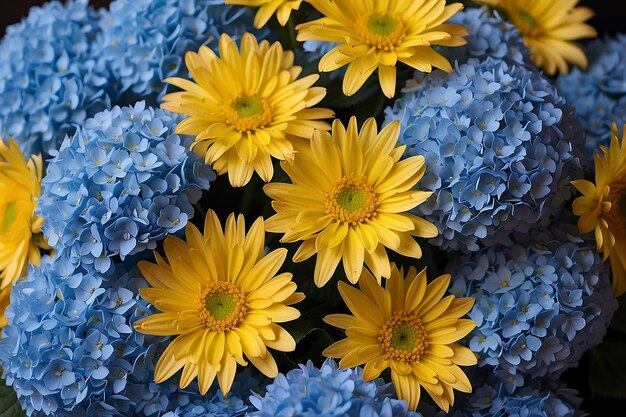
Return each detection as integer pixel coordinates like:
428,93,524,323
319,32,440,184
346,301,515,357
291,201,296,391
296,0,468,98
0,256,166,416
445,219,617,388
162,368,267,417
437,6,530,68
94,0,264,106
456,377,582,417
134,210,304,396
249,359,422,417
0,255,266,417
161,32,333,187
0,0,110,157
0,138,50,329
477,0,596,76
557,34,626,156
384,57,583,252
264,117,437,287
38,102,215,276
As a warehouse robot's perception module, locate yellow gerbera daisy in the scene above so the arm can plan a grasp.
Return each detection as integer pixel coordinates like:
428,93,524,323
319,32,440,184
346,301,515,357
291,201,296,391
572,123,626,296
264,116,438,287
226,0,302,29
478,0,596,75
0,139,49,328
134,210,304,395
161,33,334,187
323,264,477,411
295,0,468,98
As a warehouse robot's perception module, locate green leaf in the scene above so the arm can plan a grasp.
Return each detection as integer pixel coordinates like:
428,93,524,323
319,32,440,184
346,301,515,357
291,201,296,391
284,327,335,367
589,341,626,398
0,379,25,417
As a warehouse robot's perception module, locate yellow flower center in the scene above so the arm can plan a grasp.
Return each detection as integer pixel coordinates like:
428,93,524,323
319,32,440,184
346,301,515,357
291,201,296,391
325,176,378,224
510,8,543,38
1,202,17,233
379,310,428,363
356,13,406,51
225,94,272,133
604,182,626,236
198,281,247,331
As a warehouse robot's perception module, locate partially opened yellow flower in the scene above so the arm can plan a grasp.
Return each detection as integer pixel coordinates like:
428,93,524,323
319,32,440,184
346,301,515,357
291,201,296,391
296,0,467,98
573,123,626,296
134,210,304,395
0,139,49,328
226,0,302,29
478,0,596,75
264,117,438,287
161,33,334,187
324,264,477,411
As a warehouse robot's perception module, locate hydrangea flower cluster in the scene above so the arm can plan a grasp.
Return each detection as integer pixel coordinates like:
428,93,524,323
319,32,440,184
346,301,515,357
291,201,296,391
94,0,265,105
0,0,110,157
0,256,167,416
459,379,582,417
163,369,266,417
446,220,617,388
0,255,263,417
557,34,626,156
384,57,583,251
438,7,529,68
38,102,214,275
249,359,421,417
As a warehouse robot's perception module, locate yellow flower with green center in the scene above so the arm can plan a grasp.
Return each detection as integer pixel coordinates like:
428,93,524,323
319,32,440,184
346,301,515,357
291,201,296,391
264,116,438,287
478,0,596,75
134,210,304,395
323,264,477,411
226,0,303,28
0,139,49,328
161,33,334,187
573,123,626,296
295,0,468,98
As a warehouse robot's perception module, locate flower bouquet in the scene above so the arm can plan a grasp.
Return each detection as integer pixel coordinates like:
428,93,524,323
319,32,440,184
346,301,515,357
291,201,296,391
0,0,624,416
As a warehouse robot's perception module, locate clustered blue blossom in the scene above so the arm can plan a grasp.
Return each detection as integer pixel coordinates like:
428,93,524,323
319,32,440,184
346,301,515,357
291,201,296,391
0,255,263,417
557,34,626,157
458,379,582,417
446,220,617,389
385,57,583,251
0,0,110,157
163,369,266,417
0,0,264,157
94,0,266,105
38,102,215,275
249,359,421,417
439,7,529,68
0,256,167,416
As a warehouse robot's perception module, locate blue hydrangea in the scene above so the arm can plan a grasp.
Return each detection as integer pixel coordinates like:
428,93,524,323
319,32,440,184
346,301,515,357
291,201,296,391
557,34,626,157
38,102,215,275
0,254,266,417
249,359,422,417
384,57,583,251
163,368,267,417
438,7,529,68
445,219,617,389
0,0,110,157
458,378,582,417
0,256,164,416
94,0,266,106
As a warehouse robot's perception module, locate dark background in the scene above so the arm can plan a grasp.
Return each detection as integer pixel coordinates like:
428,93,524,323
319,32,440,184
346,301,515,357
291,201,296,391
0,1,624,416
